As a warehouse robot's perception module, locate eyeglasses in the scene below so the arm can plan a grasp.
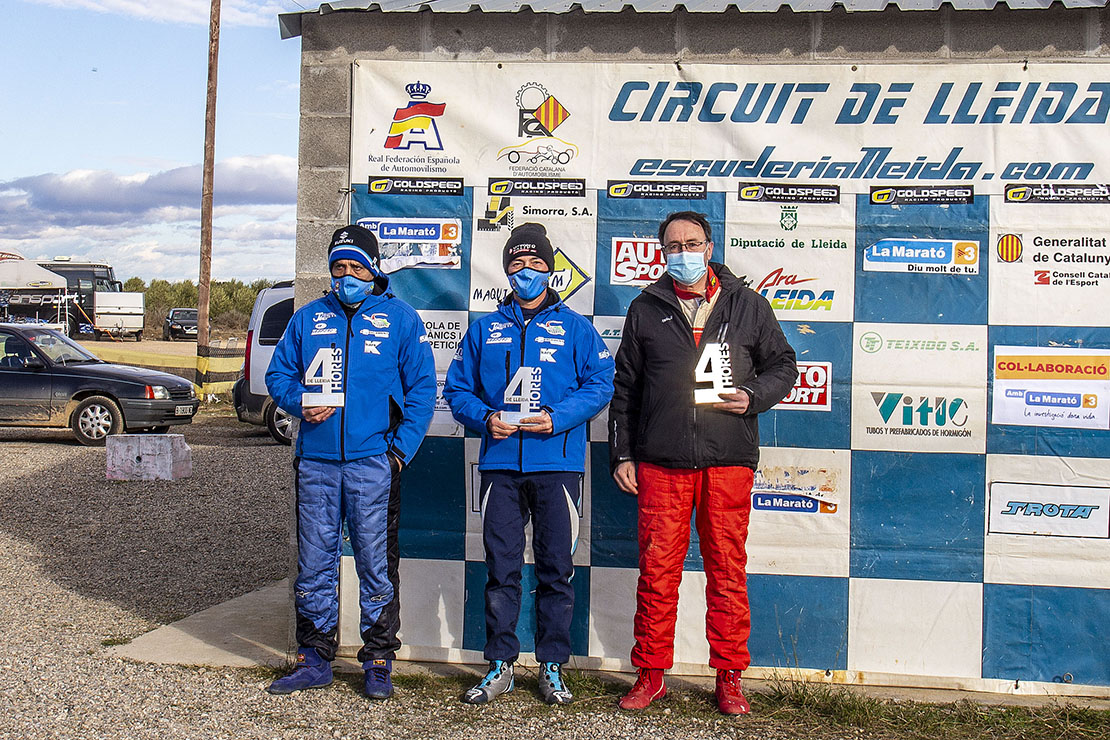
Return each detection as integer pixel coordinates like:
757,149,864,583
663,240,709,255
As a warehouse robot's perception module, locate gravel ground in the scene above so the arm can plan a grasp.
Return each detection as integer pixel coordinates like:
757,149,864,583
0,413,888,739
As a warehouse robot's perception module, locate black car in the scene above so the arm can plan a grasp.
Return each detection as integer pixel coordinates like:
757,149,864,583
162,308,199,341
0,324,200,446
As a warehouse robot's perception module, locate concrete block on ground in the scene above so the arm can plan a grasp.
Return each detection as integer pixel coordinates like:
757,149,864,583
106,434,192,481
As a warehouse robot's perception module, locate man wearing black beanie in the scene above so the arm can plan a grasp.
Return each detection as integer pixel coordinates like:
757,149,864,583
265,224,437,703
444,223,614,706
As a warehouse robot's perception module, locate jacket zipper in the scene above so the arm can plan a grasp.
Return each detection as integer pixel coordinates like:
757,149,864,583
340,311,353,462
517,311,529,472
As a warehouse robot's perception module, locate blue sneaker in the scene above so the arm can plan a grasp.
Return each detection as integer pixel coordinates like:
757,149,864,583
539,662,573,705
363,658,394,700
462,660,514,704
267,647,333,695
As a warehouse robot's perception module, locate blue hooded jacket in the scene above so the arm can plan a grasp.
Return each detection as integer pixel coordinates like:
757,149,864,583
266,283,437,464
444,291,614,473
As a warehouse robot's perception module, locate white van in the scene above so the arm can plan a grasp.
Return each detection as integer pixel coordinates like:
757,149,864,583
232,281,295,444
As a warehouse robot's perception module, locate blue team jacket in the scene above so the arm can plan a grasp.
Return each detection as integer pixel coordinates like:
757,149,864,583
444,292,615,473
266,287,437,464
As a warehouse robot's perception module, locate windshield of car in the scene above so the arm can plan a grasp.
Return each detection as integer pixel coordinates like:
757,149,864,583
22,329,99,365
173,309,198,320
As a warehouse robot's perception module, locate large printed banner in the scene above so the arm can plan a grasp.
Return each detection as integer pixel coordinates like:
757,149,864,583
342,61,1110,693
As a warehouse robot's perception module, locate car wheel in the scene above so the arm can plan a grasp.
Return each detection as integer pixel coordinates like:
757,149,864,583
162,329,169,341
71,395,123,446
93,329,103,341
265,402,294,445
135,331,142,342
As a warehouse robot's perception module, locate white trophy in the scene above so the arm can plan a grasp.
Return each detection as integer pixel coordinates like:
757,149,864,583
502,365,543,425
693,341,736,404
303,345,345,407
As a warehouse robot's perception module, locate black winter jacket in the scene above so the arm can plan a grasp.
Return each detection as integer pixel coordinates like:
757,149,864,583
608,263,798,472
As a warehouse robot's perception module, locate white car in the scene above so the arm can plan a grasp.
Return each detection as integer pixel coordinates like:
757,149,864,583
232,281,295,444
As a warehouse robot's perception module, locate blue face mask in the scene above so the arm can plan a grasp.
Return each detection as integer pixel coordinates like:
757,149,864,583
508,267,550,301
666,251,708,286
332,275,375,305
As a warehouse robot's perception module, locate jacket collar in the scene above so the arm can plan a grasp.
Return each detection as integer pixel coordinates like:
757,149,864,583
497,288,563,325
643,262,742,308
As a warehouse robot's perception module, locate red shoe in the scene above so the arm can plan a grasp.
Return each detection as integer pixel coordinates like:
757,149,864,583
715,669,751,715
618,668,666,710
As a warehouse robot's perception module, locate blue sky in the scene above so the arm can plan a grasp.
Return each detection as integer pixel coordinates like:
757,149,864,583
0,1,304,281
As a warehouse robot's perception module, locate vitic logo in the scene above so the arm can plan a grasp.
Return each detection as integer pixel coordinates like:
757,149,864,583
873,393,968,426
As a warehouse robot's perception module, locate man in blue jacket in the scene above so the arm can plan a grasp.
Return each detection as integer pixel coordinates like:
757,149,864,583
444,223,614,705
265,225,437,701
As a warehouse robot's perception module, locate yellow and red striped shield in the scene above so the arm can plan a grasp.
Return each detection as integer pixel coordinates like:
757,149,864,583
996,233,1023,263
534,95,570,133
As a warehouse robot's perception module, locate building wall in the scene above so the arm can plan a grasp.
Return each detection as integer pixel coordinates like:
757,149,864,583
293,7,1110,301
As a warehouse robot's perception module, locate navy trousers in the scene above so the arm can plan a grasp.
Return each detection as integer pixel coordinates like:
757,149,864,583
480,470,582,664
293,453,401,663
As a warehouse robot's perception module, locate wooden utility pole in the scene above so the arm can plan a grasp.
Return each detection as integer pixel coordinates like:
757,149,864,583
198,0,221,374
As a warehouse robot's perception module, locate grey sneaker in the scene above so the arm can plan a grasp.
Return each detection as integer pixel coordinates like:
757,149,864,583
462,660,514,704
538,662,573,705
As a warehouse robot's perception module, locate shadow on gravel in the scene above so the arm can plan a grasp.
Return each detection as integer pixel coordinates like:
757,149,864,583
0,415,294,629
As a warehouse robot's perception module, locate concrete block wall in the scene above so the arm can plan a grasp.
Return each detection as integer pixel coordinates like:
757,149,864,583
292,6,1109,304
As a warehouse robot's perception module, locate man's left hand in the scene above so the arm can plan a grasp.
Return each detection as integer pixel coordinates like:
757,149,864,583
713,389,750,415
517,410,553,434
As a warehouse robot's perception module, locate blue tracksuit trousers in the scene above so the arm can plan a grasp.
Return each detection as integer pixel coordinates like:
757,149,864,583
293,454,401,663
480,470,582,664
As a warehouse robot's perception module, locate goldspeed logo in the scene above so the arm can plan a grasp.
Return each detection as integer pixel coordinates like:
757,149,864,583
1005,183,1110,203
485,178,585,198
738,182,840,204
369,177,464,196
606,180,706,199
869,185,974,205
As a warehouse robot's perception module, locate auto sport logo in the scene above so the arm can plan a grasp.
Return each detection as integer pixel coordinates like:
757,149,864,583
606,181,707,199
738,183,840,204
384,81,446,151
774,362,832,411
368,177,464,196
497,82,578,169
1005,183,1110,203
997,233,1023,263
870,185,974,205
611,237,666,286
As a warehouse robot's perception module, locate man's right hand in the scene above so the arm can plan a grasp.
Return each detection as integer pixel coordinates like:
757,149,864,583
302,406,335,424
486,411,519,440
613,460,638,495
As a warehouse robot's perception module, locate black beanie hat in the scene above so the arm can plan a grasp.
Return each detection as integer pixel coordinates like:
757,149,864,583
328,225,380,272
502,222,555,273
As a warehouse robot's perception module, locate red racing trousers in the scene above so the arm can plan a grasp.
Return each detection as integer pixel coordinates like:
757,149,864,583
631,462,754,670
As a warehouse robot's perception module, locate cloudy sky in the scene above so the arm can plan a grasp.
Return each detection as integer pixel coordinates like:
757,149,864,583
0,1,303,281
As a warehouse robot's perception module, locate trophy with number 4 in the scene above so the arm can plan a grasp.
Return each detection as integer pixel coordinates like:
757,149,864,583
303,344,345,407
502,365,543,425
693,341,735,404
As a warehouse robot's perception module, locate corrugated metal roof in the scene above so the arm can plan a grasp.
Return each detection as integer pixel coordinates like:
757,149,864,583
279,0,1109,38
